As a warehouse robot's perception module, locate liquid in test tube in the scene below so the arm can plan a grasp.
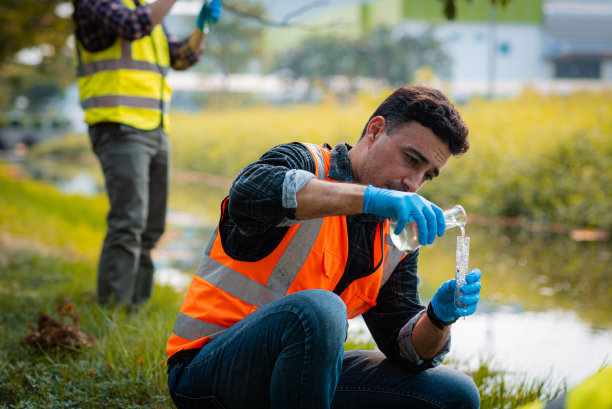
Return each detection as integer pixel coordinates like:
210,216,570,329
454,235,470,309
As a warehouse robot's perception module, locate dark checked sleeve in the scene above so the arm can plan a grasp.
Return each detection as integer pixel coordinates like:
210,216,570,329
222,143,318,260
165,26,204,70
80,0,154,42
363,249,451,370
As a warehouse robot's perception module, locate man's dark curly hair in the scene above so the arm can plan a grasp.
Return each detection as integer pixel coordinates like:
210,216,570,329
360,86,469,156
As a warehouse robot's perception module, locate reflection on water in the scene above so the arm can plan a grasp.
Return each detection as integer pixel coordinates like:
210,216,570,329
152,210,214,292
349,305,612,390
448,307,612,389
419,225,612,329
390,224,611,388
56,172,99,196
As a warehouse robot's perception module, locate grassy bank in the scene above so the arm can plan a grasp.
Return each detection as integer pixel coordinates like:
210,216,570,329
0,163,562,408
0,165,181,407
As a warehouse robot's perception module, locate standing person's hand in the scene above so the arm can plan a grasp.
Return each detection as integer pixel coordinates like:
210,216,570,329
363,185,445,246
196,0,222,32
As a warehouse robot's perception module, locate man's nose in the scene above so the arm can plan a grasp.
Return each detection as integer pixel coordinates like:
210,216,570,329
402,176,419,193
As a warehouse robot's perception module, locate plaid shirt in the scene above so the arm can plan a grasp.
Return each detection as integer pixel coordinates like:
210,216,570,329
74,0,202,70
222,142,447,368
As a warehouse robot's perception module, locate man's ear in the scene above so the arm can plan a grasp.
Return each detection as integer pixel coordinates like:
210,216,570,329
366,116,386,145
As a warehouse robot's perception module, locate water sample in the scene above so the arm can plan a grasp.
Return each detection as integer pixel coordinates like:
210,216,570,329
389,205,466,252
454,235,470,309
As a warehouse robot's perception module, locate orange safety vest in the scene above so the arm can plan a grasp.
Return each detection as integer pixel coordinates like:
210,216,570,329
166,143,406,359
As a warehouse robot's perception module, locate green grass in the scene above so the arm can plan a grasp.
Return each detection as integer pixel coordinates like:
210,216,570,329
0,247,182,408
0,163,562,408
0,248,561,409
471,363,562,409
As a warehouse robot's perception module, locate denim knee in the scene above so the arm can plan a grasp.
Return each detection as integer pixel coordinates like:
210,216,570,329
448,371,480,409
290,289,348,344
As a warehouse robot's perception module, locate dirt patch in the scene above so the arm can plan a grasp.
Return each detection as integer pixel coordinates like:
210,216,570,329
21,301,97,351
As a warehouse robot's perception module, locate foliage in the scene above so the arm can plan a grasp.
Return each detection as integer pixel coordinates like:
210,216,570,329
440,0,514,20
169,94,379,178
0,163,106,258
420,90,612,231
273,26,450,89
0,1,71,66
0,3,74,112
197,2,266,75
471,363,561,409
168,90,612,232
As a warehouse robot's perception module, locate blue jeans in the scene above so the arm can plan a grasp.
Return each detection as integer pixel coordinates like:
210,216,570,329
167,290,479,409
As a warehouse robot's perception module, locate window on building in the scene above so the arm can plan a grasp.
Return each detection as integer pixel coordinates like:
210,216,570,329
499,41,511,55
555,57,601,79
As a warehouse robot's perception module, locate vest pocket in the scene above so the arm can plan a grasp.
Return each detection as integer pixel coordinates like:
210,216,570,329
322,248,342,279
345,291,377,318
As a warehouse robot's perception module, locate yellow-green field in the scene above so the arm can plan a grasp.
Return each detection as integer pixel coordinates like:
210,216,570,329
169,90,612,230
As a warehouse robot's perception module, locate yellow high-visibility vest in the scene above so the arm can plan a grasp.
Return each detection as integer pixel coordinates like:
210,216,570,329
76,0,172,132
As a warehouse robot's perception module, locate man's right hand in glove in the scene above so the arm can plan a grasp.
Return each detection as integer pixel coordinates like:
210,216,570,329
363,185,445,246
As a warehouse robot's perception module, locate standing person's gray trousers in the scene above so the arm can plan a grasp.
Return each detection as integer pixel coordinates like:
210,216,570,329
89,123,169,307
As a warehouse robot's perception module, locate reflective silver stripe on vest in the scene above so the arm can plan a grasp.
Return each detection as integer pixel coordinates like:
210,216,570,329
77,39,168,77
173,218,324,341
172,144,329,342
172,311,227,342
197,217,324,306
303,143,326,180
77,58,167,77
381,244,404,288
81,95,169,113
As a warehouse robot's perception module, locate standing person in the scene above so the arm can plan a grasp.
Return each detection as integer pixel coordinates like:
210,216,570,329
166,86,483,409
73,0,222,308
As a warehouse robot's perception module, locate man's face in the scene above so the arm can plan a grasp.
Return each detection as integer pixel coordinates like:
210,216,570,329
353,117,451,193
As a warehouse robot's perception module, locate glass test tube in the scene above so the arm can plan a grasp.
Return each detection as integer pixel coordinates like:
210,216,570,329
454,235,470,309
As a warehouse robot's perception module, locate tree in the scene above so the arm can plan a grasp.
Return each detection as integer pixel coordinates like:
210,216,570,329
0,1,72,66
196,2,265,75
273,26,451,91
0,0,512,112
0,1,73,112
440,0,513,20
0,0,514,68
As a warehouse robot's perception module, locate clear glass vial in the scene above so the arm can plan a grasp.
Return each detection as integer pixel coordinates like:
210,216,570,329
454,235,470,309
389,205,467,252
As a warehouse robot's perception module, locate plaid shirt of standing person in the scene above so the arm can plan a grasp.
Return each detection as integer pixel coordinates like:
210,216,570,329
73,0,202,70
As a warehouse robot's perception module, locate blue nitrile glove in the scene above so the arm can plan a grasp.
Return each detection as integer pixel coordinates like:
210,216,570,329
363,185,445,246
196,0,222,32
430,268,482,323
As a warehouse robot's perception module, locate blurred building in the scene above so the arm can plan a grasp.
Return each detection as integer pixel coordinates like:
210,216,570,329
166,0,612,101
543,0,612,80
